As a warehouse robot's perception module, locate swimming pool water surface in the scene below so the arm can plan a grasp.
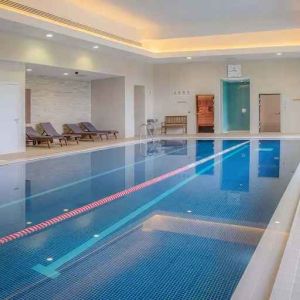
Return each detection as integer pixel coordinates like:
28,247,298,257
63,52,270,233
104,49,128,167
0,139,299,299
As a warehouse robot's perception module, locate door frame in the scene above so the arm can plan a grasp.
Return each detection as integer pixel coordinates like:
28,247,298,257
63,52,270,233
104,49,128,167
259,93,281,133
221,78,250,133
195,94,215,133
134,85,146,137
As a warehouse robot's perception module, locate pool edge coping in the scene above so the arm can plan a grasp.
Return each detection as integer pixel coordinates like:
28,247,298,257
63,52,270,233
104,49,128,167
1,135,300,166
270,169,300,299
232,160,300,300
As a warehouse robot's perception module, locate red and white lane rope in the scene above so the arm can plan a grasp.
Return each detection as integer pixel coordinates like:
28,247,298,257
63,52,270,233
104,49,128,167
0,141,248,245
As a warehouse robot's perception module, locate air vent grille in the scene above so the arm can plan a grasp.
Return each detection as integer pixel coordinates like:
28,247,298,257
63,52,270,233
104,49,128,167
0,0,142,47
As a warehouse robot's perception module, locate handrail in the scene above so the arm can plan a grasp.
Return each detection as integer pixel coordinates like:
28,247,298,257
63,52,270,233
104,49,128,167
139,123,155,141
139,121,157,157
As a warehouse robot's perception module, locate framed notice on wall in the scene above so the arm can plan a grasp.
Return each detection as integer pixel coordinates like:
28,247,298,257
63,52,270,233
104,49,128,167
227,64,242,78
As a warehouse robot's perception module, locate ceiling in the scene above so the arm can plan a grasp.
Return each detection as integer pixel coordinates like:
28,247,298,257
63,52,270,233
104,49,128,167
96,0,300,39
0,17,151,61
0,0,300,59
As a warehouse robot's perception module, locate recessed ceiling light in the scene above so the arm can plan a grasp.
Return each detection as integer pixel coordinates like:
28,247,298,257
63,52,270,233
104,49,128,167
26,68,32,72
276,52,282,56
93,45,99,49
46,33,53,38
186,56,192,60
63,72,69,76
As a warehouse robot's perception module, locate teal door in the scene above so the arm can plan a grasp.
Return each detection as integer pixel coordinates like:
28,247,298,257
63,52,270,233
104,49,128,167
223,80,250,131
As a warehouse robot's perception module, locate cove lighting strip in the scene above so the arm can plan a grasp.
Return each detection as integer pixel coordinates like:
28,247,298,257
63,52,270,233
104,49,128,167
0,0,142,47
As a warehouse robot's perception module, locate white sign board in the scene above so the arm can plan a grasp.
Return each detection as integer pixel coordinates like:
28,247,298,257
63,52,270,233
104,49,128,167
227,64,242,78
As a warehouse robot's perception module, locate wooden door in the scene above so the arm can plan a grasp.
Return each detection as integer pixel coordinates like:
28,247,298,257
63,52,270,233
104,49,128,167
259,94,280,132
196,95,214,133
25,89,31,124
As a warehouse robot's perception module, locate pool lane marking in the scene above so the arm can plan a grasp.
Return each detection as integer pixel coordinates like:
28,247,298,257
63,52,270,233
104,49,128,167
0,143,194,210
255,148,274,152
0,141,249,246
32,143,249,279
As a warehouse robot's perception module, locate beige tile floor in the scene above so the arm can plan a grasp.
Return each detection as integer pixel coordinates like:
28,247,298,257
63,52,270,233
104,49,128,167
0,137,138,165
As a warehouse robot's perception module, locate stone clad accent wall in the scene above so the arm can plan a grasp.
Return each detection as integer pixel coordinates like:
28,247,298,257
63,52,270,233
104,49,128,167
26,75,91,132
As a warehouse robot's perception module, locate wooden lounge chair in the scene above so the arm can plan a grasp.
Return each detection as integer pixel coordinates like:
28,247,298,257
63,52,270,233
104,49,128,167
26,126,53,149
80,122,118,139
39,122,80,145
63,123,97,141
39,122,67,146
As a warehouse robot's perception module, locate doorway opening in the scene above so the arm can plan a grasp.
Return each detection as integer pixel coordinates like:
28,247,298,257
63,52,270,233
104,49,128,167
222,80,250,132
196,95,214,133
134,85,146,136
259,94,281,132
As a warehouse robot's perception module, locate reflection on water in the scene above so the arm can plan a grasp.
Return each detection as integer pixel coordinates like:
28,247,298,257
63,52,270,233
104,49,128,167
0,139,300,300
161,140,188,155
196,140,214,175
258,140,280,178
0,139,296,237
139,140,188,157
222,140,250,192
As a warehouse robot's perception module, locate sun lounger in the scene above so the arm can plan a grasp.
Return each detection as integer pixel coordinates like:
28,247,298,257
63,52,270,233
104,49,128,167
26,126,53,149
63,123,97,141
80,122,118,139
39,122,68,146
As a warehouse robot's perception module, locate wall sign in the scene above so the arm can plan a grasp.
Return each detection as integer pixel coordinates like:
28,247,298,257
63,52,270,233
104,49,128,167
227,64,242,78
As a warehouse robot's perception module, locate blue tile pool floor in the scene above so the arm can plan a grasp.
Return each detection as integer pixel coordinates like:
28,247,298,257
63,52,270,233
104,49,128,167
0,139,299,299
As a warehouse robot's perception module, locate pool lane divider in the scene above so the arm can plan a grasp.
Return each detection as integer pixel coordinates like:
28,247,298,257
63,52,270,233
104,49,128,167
0,141,249,246
0,143,194,210
32,142,249,279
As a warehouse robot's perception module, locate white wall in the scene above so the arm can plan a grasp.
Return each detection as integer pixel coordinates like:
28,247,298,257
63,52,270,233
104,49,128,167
154,59,300,134
1,29,300,156
0,31,154,139
0,61,25,154
26,75,91,132
0,164,25,235
91,77,125,137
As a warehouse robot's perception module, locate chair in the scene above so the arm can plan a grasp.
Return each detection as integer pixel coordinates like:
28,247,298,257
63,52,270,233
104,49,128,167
39,122,67,146
80,122,118,139
63,123,97,141
26,126,53,149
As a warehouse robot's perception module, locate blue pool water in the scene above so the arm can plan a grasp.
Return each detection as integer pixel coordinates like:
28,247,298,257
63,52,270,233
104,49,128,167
0,139,300,299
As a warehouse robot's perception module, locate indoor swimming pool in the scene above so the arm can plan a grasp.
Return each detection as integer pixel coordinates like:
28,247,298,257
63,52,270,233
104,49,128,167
0,139,299,299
